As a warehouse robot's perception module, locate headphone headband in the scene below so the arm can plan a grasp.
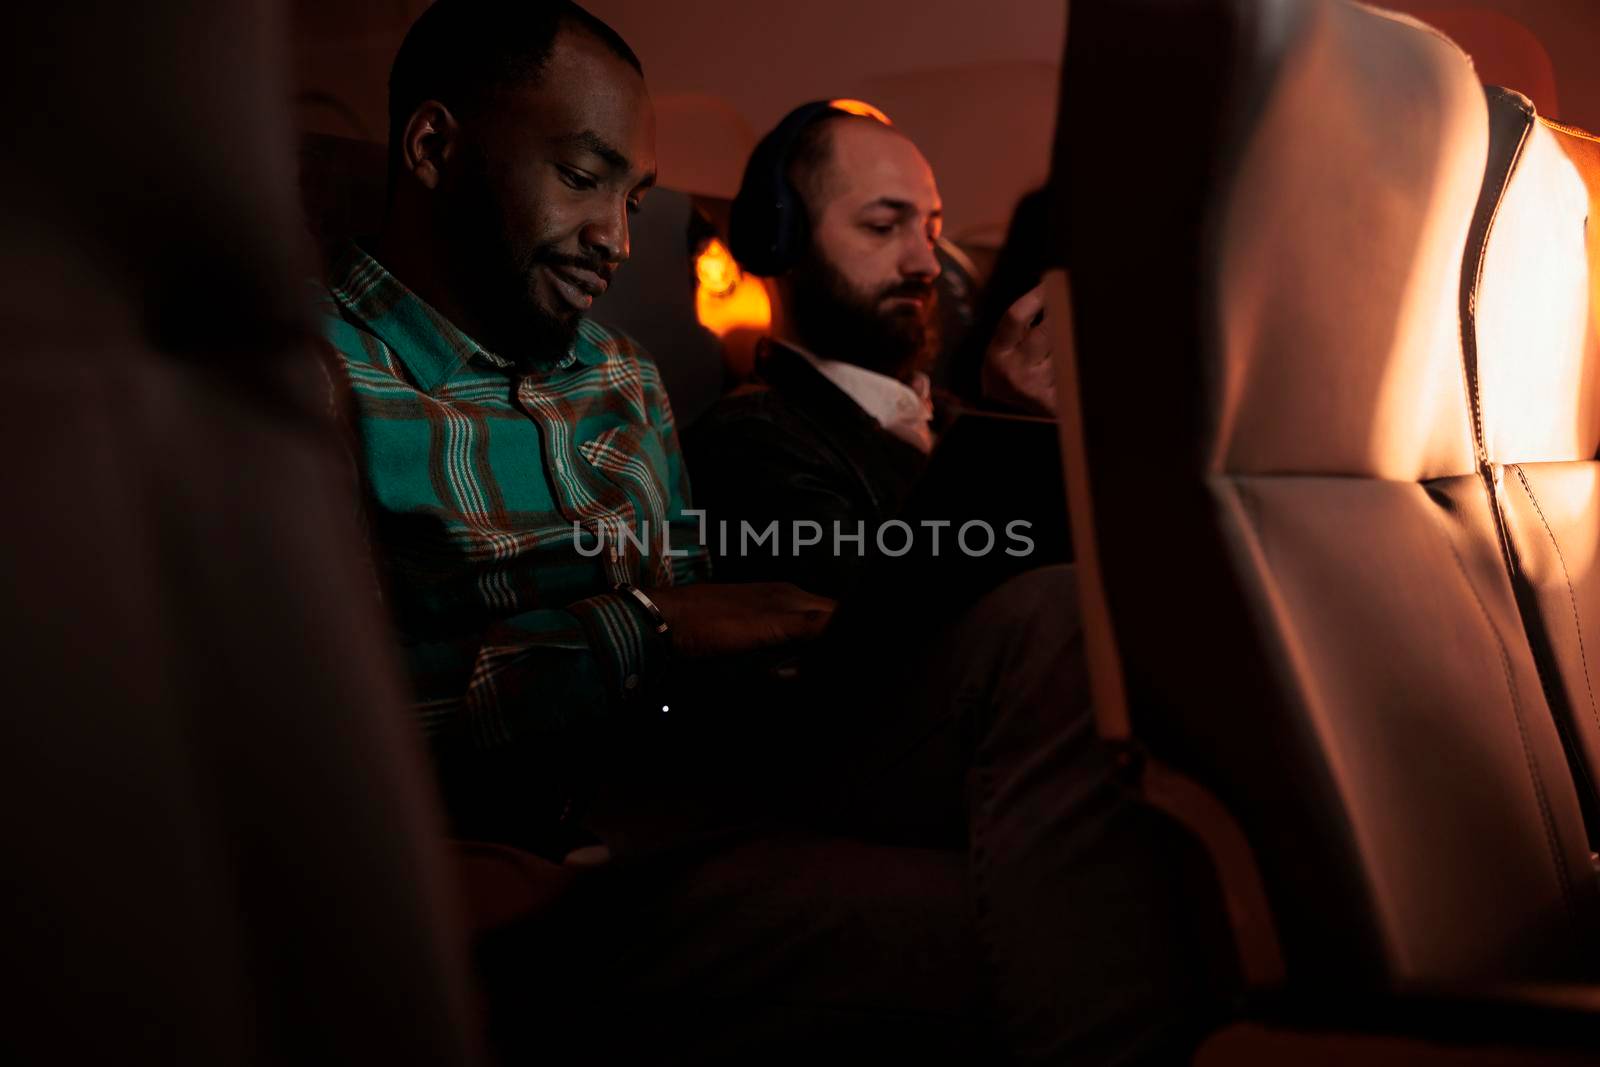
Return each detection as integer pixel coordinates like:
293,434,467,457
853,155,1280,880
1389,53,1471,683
728,100,861,278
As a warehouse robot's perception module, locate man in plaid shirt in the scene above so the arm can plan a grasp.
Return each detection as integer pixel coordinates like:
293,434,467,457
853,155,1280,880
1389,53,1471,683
325,247,716,742
320,2,832,828
320,3,1229,1062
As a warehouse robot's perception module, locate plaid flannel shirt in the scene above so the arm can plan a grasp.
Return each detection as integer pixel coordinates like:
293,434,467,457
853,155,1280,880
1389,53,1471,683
321,243,709,747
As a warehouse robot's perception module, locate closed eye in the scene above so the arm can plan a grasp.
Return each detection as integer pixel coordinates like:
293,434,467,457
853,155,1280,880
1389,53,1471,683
558,164,599,192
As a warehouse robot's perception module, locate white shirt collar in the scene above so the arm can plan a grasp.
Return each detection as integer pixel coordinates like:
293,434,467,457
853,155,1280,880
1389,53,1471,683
785,341,935,454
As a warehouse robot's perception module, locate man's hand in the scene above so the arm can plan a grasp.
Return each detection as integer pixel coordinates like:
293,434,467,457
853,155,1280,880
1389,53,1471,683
979,284,1056,416
646,582,836,659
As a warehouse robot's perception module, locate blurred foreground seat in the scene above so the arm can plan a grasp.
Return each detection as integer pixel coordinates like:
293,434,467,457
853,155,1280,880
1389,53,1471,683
1051,0,1600,1059
0,5,477,1062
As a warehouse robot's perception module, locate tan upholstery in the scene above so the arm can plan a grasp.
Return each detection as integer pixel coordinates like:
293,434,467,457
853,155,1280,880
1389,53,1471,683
1470,90,1600,847
1053,0,1600,989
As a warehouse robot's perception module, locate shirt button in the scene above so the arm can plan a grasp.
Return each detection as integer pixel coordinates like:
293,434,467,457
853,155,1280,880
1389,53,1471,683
623,674,639,690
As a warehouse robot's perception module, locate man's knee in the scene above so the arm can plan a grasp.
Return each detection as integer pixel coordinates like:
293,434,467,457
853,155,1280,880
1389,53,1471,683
928,563,1090,732
965,563,1083,648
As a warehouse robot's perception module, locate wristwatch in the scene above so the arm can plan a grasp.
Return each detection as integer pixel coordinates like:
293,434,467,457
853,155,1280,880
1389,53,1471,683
615,582,670,635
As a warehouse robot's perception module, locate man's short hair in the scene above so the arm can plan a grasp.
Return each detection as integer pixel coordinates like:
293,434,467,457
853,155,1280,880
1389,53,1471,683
785,113,880,226
386,0,642,176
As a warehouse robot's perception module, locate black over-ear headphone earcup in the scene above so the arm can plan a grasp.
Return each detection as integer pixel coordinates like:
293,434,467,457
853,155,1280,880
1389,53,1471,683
727,135,789,277
729,100,848,278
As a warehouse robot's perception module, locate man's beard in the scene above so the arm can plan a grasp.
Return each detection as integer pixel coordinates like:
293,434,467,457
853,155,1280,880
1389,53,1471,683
786,252,939,380
443,157,593,368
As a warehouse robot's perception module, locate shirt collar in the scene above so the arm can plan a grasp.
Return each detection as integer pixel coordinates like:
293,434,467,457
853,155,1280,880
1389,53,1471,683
782,338,935,454
326,242,604,392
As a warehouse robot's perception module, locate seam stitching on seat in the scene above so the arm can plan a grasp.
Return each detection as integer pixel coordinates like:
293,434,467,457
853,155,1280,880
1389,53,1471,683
1540,116,1600,145
1462,97,1533,466
1440,531,1576,919
1513,464,1600,738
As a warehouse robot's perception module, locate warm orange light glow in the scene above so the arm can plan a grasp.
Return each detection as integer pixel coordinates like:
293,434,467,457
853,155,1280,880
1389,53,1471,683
829,98,893,125
696,236,739,297
695,237,772,338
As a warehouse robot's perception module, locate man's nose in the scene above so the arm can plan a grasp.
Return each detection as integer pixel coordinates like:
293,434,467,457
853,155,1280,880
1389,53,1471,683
580,203,630,265
901,235,941,282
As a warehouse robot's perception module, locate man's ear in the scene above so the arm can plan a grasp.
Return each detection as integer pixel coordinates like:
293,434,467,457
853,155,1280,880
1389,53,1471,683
399,101,459,191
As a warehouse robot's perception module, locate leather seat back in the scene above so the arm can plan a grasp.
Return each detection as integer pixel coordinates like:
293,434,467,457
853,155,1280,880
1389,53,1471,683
1,5,477,1062
1052,0,1599,988
1469,88,1600,851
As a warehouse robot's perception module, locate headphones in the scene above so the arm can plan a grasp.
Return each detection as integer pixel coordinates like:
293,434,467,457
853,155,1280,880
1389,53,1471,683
728,100,861,278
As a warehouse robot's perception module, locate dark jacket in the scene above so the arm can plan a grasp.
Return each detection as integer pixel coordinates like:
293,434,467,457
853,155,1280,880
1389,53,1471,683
683,342,933,598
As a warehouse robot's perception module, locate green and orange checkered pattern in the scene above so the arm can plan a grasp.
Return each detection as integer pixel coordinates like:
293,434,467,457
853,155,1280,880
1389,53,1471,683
321,243,709,749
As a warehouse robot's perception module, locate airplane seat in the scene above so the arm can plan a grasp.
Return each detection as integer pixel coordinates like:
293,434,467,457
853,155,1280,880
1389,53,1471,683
590,188,729,427
298,131,388,261
1050,0,1600,1053
1411,7,1560,119
1469,88,1600,865
2,4,476,1062
930,237,983,392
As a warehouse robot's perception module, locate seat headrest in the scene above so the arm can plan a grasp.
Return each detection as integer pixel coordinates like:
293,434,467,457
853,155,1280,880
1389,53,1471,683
590,188,727,427
1213,0,1486,481
1059,0,1489,484
1473,100,1600,465
298,133,387,265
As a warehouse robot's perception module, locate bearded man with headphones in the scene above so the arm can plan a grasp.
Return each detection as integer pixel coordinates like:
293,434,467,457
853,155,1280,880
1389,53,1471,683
684,102,1060,600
